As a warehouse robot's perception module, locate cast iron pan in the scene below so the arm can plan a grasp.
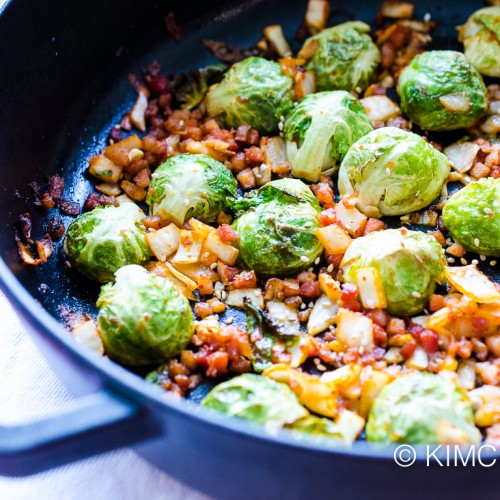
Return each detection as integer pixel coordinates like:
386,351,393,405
0,0,498,498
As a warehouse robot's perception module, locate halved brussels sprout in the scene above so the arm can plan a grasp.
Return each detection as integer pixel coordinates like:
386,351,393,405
284,91,373,182
338,127,450,218
397,50,488,131
205,56,295,134
301,21,380,92
442,178,500,257
460,7,500,78
96,265,194,367
340,228,446,316
63,202,151,283
232,179,322,277
146,153,237,226
366,372,481,444
202,374,309,428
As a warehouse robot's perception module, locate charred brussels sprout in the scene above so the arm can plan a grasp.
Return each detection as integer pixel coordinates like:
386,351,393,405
146,153,237,226
284,91,373,182
96,265,194,367
442,178,500,257
341,229,446,316
232,179,322,277
397,51,488,131
202,374,309,429
173,63,227,110
338,127,450,218
460,7,500,78
205,57,295,134
301,22,380,92
366,372,480,444
63,202,151,283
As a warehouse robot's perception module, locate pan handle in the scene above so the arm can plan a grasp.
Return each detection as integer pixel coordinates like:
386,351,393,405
0,388,162,476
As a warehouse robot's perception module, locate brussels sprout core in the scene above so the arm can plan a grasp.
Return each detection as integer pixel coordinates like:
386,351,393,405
460,7,500,78
366,372,481,444
301,21,380,92
338,127,450,218
397,50,488,131
146,153,237,226
233,179,322,277
205,57,295,134
341,228,446,316
63,202,151,283
96,265,194,367
442,178,500,257
284,91,373,182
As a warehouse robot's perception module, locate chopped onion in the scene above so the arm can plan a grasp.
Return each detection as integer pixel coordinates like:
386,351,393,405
307,294,338,335
314,224,352,255
130,89,148,131
446,265,500,304
444,141,480,173
226,288,264,308
379,1,415,19
305,0,330,34
439,93,471,113
263,25,291,57
360,95,401,122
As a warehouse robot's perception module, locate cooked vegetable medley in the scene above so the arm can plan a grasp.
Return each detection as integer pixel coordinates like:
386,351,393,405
17,0,500,449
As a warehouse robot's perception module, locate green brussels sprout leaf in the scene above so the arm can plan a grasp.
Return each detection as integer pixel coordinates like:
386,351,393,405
202,374,309,430
233,179,322,277
442,178,500,257
397,50,488,131
147,153,237,226
460,7,500,78
284,91,373,181
205,56,295,134
302,22,380,92
366,372,481,444
341,229,446,316
63,202,151,283
338,127,450,218
97,265,194,367
245,300,299,372
173,63,227,110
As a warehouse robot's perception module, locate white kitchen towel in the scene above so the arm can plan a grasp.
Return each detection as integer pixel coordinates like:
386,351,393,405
0,287,209,500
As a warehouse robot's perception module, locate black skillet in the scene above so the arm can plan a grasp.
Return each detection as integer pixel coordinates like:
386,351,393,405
0,0,498,498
